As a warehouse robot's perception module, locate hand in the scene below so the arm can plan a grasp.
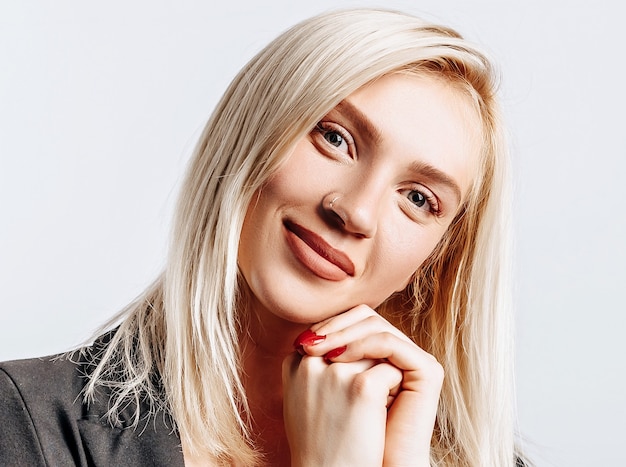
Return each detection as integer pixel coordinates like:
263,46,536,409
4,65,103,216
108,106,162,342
284,305,444,467
282,351,389,466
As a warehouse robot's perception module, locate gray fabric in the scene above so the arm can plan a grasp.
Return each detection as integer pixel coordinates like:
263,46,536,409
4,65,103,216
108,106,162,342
0,338,184,466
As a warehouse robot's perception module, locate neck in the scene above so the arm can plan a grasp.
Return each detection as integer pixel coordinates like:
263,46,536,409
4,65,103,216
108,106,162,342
239,293,309,466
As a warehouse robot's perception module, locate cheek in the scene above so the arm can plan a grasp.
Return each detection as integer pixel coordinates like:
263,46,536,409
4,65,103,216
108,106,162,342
263,141,332,203
377,225,447,293
383,249,427,292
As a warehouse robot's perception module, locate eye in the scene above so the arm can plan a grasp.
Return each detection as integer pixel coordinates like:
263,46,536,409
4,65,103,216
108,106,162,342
407,190,427,207
313,122,355,158
324,129,345,147
400,186,441,215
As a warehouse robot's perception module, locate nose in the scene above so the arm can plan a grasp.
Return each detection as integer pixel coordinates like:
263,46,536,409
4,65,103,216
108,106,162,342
323,185,383,238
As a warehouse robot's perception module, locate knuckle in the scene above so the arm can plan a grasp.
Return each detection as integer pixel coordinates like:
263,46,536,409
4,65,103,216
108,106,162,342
349,372,380,401
327,361,346,378
298,355,325,376
430,359,445,381
363,315,381,330
379,331,396,346
355,304,376,316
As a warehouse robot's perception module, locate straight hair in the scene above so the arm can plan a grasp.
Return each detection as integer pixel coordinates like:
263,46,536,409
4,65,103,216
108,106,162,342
85,9,521,466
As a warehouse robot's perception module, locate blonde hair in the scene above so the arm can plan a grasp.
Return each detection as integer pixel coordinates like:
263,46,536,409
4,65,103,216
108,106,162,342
85,8,521,466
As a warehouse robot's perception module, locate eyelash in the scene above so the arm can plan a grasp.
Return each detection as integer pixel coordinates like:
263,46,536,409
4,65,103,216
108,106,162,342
313,121,355,158
401,186,441,216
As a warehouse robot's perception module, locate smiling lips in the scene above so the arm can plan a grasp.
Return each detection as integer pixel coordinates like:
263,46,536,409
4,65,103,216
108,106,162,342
283,220,355,281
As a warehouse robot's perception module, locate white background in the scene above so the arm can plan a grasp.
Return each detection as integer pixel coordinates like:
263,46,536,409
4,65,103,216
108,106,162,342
1,1,624,465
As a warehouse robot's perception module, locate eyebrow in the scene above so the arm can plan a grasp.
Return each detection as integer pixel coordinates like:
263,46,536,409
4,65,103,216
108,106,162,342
334,99,463,204
408,161,463,204
334,99,383,146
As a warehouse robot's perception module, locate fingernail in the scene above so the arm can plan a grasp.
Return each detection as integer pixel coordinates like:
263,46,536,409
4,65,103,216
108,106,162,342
324,345,347,362
293,329,326,349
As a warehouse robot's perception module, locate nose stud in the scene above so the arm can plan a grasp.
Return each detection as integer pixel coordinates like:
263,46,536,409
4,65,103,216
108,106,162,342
325,193,346,227
324,192,374,238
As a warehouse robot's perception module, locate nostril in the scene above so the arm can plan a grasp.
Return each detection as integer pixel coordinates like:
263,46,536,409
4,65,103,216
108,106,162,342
322,192,376,238
330,210,345,227
322,193,347,228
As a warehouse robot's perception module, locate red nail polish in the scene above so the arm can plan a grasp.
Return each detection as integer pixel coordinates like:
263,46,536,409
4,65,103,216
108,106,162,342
324,345,347,362
293,329,326,349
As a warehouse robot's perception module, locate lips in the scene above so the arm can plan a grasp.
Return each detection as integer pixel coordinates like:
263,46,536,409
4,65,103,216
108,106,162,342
283,220,355,280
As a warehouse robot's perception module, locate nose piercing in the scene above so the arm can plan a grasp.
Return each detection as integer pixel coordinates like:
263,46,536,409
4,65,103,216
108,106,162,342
326,194,346,227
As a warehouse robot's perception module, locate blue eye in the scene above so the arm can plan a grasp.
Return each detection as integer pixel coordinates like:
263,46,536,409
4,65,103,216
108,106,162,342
400,186,440,215
407,190,427,208
323,130,344,147
314,122,353,157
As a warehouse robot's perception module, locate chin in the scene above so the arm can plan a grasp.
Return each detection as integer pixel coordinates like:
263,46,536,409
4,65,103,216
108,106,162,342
238,253,400,327
263,292,346,325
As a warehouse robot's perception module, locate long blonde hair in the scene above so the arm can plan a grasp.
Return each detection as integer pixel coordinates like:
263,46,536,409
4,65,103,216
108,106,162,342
85,8,520,466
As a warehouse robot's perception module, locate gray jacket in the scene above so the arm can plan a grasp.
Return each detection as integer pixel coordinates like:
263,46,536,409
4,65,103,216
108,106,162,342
0,335,183,466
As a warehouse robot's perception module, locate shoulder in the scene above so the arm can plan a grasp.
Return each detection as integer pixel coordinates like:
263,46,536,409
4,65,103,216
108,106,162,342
0,353,85,466
0,353,85,405
0,332,184,466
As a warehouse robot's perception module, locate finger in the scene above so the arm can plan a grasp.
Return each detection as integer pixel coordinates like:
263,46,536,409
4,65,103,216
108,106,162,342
357,362,403,408
310,304,375,335
327,333,444,392
284,352,377,382
303,313,413,357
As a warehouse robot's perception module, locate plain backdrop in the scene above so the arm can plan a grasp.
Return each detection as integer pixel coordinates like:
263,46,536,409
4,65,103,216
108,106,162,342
1,1,624,465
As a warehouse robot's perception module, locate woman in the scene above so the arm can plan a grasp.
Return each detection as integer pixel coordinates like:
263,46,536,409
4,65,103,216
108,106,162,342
0,8,523,466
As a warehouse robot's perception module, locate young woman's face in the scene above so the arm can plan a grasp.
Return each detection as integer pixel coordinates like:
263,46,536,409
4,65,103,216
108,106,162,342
238,73,481,324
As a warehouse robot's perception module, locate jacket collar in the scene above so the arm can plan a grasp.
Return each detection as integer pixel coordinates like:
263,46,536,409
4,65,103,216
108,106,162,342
75,331,185,467
77,414,185,467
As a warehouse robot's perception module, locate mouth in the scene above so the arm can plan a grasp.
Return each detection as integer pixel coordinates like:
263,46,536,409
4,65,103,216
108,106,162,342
283,220,355,281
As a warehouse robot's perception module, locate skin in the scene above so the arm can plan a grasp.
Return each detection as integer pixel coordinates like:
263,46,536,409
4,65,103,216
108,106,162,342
233,73,482,466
